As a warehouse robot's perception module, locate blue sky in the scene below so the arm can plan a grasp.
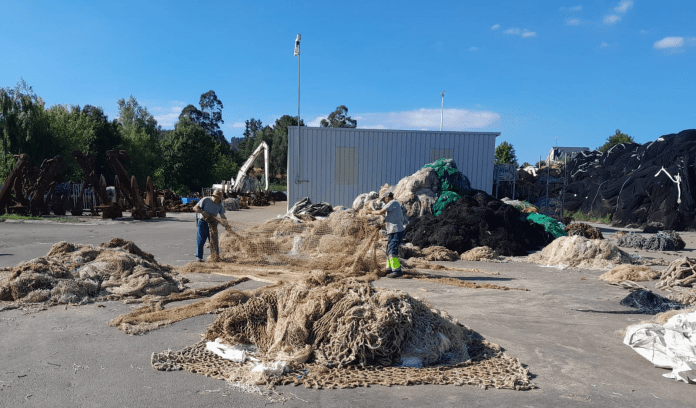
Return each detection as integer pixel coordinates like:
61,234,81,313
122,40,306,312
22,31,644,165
2,0,694,164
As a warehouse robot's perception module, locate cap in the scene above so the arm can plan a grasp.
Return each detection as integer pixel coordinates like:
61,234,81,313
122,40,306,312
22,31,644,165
212,189,223,199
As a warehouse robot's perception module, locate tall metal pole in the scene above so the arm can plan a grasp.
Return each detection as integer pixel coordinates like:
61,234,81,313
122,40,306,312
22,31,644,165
440,90,445,131
294,34,301,184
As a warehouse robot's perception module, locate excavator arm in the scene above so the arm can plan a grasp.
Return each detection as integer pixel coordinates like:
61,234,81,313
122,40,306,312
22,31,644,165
232,141,269,193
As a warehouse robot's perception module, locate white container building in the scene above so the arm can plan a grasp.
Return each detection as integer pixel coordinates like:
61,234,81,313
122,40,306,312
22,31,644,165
287,127,499,208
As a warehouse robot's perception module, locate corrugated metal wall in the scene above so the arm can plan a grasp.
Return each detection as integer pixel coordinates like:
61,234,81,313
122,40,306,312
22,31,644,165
287,127,499,208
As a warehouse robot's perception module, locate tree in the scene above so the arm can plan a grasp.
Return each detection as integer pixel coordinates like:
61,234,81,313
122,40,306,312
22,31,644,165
238,118,263,159
320,105,357,128
495,141,517,165
158,118,215,194
0,80,55,178
178,90,225,143
117,96,162,184
598,129,635,153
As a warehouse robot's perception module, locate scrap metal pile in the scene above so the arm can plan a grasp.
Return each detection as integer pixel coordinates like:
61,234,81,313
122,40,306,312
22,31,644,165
0,149,166,219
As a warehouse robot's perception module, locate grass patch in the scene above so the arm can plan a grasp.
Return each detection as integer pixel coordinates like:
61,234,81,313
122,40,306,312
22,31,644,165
0,214,43,221
268,182,287,191
565,211,611,224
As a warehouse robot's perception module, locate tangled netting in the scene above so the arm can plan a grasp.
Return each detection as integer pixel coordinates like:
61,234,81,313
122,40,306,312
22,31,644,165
526,213,567,238
565,223,604,239
423,158,471,196
405,190,551,256
598,265,659,284
619,290,682,314
563,129,696,230
616,231,686,252
527,235,633,270
0,238,185,308
399,243,459,262
460,246,505,262
655,258,696,305
181,209,384,282
151,276,534,390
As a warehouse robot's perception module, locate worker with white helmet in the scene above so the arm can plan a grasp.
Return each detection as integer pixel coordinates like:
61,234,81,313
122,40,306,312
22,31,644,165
193,189,226,262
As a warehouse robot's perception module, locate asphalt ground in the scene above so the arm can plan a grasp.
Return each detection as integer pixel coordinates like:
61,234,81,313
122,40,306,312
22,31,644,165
1,203,695,407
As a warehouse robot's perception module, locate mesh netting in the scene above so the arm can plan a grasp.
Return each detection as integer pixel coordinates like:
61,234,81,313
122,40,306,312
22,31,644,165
598,265,659,284
616,231,686,251
422,158,471,196
0,238,185,308
656,258,696,305
565,223,604,239
527,235,633,270
526,213,567,239
433,191,461,217
151,276,534,390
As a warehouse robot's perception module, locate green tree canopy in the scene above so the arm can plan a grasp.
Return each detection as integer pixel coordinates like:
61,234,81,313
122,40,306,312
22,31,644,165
179,90,225,143
0,79,55,177
495,141,517,165
598,129,635,153
117,96,162,184
320,105,357,128
158,118,215,194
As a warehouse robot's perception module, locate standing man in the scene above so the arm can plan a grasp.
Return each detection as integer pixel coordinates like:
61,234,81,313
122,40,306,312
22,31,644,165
193,189,226,262
371,192,406,278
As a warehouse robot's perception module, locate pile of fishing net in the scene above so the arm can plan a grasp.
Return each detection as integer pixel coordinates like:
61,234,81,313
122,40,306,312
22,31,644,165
0,238,185,308
181,209,384,283
527,235,633,269
656,258,696,305
616,231,686,251
404,190,551,256
151,276,534,390
598,265,659,284
565,222,604,239
459,246,505,262
398,243,459,262
563,129,696,230
525,212,567,238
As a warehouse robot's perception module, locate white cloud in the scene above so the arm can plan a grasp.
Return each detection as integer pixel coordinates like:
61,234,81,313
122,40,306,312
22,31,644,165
521,30,537,38
639,29,648,34
230,122,245,129
566,18,582,26
604,1,633,24
504,27,536,38
614,0,634,13
600,42,609,48
351,108,500,131
604,14,620,24
491,24,500,30
654,37,684,49
151,105,184,129
469,46,479,51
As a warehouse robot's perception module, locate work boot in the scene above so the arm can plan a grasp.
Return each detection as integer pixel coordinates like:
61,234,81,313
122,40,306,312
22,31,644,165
386,268,403,278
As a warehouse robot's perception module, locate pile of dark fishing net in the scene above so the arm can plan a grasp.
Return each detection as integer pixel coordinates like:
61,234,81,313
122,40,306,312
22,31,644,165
404,190,552,256
563,129,696,230
617,231,686,251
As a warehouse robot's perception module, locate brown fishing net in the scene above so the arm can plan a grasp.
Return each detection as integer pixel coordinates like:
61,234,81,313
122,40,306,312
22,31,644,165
460,246,506,262
656,257,696,305
565,223,604,239
527,236,633,270
181,210,384,282
598,265,659,284
0,238,185,308
151,276,534,390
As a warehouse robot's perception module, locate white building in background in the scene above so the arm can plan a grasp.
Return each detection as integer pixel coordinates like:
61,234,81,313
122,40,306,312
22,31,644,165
287,127,499,208
546,146,589,164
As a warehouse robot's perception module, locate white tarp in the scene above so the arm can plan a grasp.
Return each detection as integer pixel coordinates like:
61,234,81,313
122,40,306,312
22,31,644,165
623,310,696,383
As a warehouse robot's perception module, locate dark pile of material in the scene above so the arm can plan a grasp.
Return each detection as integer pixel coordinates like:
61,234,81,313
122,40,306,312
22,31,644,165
565,223,604,239
404,190,551,256
617,231,686,251
564,129,696,230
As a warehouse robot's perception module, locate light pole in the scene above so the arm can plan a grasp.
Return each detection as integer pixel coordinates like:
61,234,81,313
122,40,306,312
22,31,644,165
294,34,301,183
440,90,445,131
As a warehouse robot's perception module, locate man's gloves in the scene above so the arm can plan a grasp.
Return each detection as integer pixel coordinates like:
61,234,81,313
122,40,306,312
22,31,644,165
201,211,214,222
